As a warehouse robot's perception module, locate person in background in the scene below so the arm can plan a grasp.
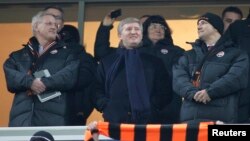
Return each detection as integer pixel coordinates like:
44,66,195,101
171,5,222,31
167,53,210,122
173,12,248,123
3,11,79,126
59,24,97,125
94,17,172,124
227,8,250,53
141,15,184,124
225,8,250,123
30,130,54,141
221,6,243,33
43,5,64,32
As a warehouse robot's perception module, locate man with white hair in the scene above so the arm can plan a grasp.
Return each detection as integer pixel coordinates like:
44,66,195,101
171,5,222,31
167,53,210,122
4,11,79,126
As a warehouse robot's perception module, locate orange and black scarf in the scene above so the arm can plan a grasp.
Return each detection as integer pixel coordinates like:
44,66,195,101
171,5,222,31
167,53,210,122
85,121,214,141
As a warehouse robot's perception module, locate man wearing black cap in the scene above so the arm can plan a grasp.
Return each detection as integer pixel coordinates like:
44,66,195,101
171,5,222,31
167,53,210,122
30,130,54,141
173,12,249,123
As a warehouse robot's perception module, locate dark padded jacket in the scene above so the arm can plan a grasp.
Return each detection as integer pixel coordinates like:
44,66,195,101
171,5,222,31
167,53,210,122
226,17,250,122
68,44,97,125
94,50,172,124
3,37,80,126
94,23,116,61
141,37,184,124
173,36,249,123
94,23,183,123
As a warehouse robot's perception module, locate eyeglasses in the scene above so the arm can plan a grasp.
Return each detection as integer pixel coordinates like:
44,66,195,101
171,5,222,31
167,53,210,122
41,22,58,28
148,23,166,30
53,15,63,20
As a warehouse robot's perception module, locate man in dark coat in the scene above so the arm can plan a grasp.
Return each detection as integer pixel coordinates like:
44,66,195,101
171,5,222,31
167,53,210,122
225,9,250,123
221,6,243,33
94,12,183,124
59,24,97,125
94,17,172,124
173,12,248,123
3,11,79,126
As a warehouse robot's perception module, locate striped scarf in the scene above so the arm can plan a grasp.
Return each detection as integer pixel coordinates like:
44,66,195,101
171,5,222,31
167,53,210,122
85,121,214,141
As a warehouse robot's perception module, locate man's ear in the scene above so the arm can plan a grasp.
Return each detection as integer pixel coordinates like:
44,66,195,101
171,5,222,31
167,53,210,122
33,23,39,32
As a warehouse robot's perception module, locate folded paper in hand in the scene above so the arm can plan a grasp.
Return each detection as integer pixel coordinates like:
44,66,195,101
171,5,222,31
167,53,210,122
33,69,61,103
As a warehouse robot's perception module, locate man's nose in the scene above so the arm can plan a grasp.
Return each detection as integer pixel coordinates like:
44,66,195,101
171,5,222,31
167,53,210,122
131,28,137,33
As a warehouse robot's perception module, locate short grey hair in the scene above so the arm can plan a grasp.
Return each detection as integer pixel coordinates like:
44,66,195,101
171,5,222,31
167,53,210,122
31,11,54,35
117,17,143,35
43,5,65,22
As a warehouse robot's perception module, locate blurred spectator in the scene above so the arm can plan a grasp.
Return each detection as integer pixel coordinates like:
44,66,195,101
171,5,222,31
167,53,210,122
43,5,64,32
30,130,54,141
60,25,97,125
60,25,80,43
225,8,250,123
221,6,243,33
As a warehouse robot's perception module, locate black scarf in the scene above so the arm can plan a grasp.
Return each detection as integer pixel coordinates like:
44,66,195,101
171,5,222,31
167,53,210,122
105,47,151,123
25,37,40,73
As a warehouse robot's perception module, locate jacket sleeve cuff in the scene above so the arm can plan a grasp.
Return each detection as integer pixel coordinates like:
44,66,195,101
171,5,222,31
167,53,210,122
206,88,216,99
26,76,35,89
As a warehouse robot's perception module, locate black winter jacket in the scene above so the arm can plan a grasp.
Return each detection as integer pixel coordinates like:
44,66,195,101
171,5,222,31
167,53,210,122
68,43,97,125
94,23,116,61
3,37,80,126
226,17,250,122
94,23,184,123
94,50,172,124
141,37,184,124
173,37,249,123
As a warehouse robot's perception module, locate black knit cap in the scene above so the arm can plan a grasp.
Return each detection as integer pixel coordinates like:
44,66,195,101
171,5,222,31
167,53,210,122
30,130,54,141
198,12,224,35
